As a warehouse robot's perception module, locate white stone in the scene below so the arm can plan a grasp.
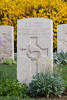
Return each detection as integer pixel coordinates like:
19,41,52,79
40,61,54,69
0,25,14,62
17,18,53,84
57,24,67,53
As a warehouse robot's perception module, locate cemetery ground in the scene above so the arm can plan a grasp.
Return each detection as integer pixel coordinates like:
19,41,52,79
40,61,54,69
0,63,67,100
0,64,67,83
0,97,67,100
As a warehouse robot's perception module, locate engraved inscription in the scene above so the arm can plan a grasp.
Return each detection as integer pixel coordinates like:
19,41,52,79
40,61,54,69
20,37,48,73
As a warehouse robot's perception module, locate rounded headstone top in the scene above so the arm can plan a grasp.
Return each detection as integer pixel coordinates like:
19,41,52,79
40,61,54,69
17,18,53,31
57,24,67,32
0,25,14,29
17,18,53,23
57,24,67,28
0,25,14,35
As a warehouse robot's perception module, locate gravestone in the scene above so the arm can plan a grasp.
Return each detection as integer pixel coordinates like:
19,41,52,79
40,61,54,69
17,18,53,84
57,24,67,53
0,25,14,62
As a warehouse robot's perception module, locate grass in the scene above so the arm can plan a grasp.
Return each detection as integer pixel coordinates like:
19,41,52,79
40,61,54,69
0,64,67,81
0,64,17,80
54,65,67,82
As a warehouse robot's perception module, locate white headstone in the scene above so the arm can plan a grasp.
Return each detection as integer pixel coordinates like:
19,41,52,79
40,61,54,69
57,24,67,53
0,25,14,62
17,18,53,84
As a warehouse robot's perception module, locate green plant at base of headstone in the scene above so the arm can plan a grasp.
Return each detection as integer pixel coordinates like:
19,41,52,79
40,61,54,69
3,59,16,65
53,51,67,65
28,71,65,98
0,78,28,97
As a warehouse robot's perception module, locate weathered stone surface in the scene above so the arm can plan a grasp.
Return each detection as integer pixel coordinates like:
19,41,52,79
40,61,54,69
0,25,14,62
17,18,53,84
57,24,67,53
